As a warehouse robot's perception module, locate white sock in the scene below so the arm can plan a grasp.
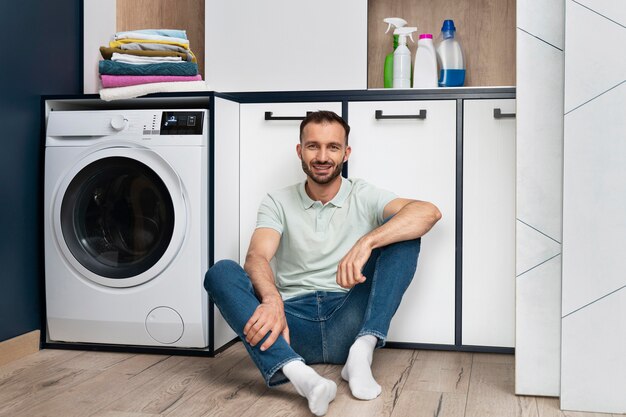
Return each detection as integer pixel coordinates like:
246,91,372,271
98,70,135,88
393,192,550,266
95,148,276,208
340,334,381,400
282,360,337,416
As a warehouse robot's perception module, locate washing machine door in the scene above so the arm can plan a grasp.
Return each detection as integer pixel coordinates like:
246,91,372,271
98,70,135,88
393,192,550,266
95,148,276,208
53,146,187,288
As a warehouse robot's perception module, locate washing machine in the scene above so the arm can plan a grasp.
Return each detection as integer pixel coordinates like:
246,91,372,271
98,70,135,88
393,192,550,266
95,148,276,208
44,109,211,348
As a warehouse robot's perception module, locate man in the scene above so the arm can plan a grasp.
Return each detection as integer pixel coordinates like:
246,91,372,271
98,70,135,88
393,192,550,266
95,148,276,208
204,110,441,416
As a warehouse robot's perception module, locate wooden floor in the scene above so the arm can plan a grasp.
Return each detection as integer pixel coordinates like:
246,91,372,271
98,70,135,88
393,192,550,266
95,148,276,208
0,343,623,417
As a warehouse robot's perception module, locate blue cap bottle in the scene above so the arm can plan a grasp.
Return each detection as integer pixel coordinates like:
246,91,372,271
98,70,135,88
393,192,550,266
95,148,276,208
436,19,466,87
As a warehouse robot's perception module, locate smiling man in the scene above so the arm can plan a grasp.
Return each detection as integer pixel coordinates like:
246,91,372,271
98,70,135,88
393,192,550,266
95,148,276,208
204,110,441,416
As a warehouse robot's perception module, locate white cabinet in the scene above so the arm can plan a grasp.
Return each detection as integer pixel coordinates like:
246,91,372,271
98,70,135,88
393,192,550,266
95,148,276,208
347,100,457,345
205,0,367,92
239,102,343,262
462,98,516,347
226,92,516,349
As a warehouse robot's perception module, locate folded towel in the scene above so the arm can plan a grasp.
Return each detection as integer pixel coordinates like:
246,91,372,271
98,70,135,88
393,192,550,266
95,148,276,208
116,42,196,62
114,32,189,45
101,74,203,88
115,29,187,39
99,80,208,101
111,53,183,65
99,60,198,76
100,46,189,61
110,39,190,50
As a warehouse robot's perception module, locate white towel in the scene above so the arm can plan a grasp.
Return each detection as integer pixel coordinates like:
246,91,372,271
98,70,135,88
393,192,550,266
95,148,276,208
114,32,190,46
99,80,208,101
111,53,183,65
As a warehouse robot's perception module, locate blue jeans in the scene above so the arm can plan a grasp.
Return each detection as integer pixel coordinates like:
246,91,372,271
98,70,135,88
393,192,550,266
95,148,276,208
204,238,420,387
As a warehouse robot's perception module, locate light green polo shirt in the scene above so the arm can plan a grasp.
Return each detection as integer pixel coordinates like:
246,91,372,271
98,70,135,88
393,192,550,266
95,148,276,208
256,177,397,299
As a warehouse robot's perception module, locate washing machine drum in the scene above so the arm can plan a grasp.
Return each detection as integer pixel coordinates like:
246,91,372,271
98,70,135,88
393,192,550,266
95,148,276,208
60,156,176,280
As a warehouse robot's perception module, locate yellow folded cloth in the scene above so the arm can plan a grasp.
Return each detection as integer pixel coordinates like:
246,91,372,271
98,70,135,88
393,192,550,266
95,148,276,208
110,38,190,50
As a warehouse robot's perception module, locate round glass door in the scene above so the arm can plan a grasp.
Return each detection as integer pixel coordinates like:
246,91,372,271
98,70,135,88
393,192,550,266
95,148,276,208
60,156,175,279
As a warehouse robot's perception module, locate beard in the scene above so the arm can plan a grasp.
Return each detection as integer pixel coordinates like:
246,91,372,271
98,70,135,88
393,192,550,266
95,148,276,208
301,158,344,185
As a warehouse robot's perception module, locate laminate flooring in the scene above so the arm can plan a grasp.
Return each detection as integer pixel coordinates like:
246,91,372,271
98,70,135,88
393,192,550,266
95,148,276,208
0,343,623,417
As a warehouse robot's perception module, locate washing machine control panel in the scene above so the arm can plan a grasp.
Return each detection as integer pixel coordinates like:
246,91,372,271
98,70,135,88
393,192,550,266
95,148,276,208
159,111,204,135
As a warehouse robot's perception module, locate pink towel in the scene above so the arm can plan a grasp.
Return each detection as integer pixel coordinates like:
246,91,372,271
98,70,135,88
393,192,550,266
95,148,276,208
100,74,203,88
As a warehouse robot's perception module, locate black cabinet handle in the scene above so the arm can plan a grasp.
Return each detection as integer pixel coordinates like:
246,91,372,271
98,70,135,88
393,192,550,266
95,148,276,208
265,111,312,121
493,108,516,119
375,109,427,120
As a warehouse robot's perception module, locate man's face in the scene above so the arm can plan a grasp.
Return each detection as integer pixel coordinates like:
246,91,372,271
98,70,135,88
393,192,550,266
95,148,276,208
297,121,351,185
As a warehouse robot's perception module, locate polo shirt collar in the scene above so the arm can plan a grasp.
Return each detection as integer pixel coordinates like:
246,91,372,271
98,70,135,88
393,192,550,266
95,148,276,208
299,177,352,209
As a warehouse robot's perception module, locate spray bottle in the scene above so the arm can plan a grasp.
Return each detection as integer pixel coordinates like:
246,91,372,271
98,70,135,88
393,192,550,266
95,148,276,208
383,18,407,88
393,27,417,89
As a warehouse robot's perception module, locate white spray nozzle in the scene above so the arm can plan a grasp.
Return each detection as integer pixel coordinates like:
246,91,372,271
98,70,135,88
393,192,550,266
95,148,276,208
383,17,407,34
394,26,417,43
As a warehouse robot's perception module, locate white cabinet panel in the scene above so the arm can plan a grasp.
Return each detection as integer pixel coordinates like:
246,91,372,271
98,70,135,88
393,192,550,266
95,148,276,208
213,97,241,350
83,0,116,93
205,0,367,92
348,100,457,345
239,102,342,263
463,99,516,348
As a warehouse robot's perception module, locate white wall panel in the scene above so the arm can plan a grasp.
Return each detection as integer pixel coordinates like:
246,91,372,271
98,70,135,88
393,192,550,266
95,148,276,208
561,287,626,413
561,1,626,411
516,221,561,276
563,1,626,113
516,255,562,396
517,0,565,49
515,2,564,394
573,0,626,26
562,82,626,316
516,29,564,242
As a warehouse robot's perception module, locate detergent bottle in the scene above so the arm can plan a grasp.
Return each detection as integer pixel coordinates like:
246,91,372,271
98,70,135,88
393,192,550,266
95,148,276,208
383,17,408,88
412,33,438,88
436,19,465,87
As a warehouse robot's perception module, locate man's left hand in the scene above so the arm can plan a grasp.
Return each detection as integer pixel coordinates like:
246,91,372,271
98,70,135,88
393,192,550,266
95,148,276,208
337,238,372,288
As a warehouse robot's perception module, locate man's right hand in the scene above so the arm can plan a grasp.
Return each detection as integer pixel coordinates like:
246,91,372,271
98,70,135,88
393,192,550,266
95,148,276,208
243,299,290,351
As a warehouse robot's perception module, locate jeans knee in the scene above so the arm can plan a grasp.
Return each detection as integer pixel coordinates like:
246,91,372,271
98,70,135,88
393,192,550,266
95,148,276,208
204,259,243,293
383,237,421,258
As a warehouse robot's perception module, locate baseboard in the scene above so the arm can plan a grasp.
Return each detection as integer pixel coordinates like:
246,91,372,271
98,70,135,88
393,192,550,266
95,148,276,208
0,330,40,367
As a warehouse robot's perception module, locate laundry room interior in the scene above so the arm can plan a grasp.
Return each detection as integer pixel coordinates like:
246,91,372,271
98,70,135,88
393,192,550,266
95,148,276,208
1,0,625,416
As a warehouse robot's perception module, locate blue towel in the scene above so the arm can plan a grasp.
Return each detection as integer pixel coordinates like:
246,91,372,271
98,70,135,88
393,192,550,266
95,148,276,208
116,29,187,39
99,60,198,76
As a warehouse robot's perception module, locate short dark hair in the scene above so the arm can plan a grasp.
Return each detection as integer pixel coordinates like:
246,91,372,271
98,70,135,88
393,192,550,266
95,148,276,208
299,110,350,145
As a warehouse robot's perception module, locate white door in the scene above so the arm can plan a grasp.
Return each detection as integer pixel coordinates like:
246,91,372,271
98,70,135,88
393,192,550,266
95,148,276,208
239,102,342,263
348,100,457,345
462,98,516,347
51,146,187,288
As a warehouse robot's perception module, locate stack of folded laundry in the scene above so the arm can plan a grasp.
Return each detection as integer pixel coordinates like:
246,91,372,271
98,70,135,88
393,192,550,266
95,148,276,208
98,29,208,101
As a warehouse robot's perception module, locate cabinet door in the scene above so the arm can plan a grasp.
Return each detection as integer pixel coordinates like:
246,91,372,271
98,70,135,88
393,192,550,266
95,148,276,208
348,100,457,345
462,99,516,348
205,0,367,92
239,102,342,263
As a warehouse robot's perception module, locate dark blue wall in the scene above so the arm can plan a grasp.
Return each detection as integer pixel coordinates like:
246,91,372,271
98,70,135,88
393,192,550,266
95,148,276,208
0,1,81,341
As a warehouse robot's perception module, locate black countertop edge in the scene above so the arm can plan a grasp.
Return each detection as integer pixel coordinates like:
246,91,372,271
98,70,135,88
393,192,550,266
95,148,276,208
42,86,515,106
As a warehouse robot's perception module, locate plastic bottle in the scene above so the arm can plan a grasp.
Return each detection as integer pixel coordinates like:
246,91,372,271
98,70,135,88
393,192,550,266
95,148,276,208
392,27,417,89
383,18,408,88
412,34,438,88
436,19,465,87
